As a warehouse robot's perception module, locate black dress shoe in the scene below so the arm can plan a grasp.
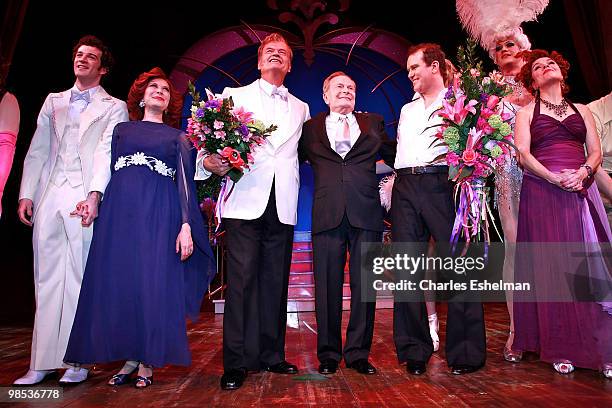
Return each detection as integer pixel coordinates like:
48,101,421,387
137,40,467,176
450,364,482,375
220,368,247,390
263,361,298,374
318,359,339,375
406,360,427,375
346,359,377,375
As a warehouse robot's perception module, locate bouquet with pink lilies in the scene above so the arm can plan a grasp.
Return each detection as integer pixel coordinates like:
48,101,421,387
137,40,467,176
186,82,277,183
435,40,515,247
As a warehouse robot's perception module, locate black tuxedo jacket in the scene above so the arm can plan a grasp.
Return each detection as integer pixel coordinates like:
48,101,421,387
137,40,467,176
299,111,396,234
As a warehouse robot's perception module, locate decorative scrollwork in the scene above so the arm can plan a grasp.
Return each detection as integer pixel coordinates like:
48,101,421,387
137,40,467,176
267,0,352,66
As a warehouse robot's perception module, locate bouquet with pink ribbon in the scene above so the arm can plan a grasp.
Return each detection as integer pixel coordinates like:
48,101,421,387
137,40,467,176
186,83,277,228
186,83,277,183
434,40,516,250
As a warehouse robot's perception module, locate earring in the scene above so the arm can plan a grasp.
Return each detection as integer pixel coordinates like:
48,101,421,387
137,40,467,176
139,100,145,108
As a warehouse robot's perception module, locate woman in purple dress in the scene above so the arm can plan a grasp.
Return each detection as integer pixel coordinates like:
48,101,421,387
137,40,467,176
64,68,215,388
514,50,612,378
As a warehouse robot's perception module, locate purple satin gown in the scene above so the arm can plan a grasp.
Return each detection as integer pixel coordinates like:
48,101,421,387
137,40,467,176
64,121,215,367
513,99,612,370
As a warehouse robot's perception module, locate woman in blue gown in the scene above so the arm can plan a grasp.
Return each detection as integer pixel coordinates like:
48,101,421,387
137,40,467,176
64,67,215,388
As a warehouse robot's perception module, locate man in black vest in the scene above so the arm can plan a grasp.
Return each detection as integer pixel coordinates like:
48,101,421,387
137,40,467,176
299,71,395,375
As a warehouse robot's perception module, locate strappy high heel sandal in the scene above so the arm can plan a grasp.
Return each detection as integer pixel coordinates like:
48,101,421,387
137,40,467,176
108,361,139,386
503,331,523,363
135,364,153,389
134,375,153,389
553,361,575,375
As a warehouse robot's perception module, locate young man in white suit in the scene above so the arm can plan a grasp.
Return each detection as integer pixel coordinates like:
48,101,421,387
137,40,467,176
198,33,310,390
15,35,128,385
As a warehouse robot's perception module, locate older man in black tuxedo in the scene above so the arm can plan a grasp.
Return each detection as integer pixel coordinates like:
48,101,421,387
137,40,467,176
299,71,395,375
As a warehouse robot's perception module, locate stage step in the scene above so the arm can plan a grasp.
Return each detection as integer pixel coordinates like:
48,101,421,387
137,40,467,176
214,293,394,314
287,283,353,299
214,232,391,314
289,271,350,285
291,249,312,262
292,241,312,250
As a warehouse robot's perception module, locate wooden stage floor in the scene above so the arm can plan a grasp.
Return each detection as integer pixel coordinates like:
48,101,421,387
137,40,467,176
1,304,610,407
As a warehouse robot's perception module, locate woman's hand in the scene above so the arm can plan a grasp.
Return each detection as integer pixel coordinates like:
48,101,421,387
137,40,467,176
559,168,588,192
546,172,565,190
176,223,194,261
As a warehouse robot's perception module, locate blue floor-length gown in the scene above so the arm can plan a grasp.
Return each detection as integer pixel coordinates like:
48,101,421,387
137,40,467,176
64,120,215,367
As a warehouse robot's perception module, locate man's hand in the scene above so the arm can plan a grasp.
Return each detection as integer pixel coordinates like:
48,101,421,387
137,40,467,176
17,199,34,226
203,154,231,176
71,191,102,227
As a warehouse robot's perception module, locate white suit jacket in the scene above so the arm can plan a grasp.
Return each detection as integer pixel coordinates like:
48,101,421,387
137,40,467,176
196,79,310,225
19,86,128,217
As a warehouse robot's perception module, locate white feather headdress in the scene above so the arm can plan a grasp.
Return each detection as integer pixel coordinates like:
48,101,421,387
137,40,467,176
456,0,549,56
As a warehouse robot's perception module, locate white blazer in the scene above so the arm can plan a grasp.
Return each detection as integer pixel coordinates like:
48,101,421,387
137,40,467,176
19,86,128,217
196,79,310,225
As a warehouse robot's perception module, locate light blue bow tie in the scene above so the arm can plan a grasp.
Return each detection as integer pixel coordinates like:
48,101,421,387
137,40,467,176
70,89,91,104
271,86,288,100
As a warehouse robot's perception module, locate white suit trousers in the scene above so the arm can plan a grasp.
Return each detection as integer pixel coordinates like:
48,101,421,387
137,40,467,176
30,181,91,370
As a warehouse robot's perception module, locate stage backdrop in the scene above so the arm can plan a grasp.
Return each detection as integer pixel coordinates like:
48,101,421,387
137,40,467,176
172,26,415,232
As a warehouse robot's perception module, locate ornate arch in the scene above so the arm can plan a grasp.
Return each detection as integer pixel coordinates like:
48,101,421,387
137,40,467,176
171,23,414,231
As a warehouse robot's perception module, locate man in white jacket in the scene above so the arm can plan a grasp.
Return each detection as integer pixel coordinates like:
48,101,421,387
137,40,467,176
198,32,309,390
15,35,128,386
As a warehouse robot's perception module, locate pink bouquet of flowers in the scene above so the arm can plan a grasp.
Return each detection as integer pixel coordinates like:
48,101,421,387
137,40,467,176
435,40,515,247
186,83,277,183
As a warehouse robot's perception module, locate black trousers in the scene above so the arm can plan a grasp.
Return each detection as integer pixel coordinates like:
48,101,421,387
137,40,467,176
390,172,486,367
313,215,380,364
222,184,294,371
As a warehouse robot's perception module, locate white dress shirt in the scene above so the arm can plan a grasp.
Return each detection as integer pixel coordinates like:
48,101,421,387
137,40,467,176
325,111,360,158
258,78,289,123
51,85,100,187
69,85,99,118
394,89,447,168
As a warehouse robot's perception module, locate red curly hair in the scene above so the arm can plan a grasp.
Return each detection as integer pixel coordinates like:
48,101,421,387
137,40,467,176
127,67,183,128
517,49,571,96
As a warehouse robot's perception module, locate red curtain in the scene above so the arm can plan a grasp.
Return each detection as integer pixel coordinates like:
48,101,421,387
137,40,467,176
563,0,612,98
0,0,29,83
